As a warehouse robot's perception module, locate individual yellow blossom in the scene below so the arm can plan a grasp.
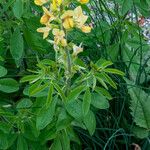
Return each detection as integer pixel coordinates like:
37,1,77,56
51,0,62,11
34,0,48,6
73,6,88,28
40,7,55,25
78,0,89,4
61,10,74,29
52,29,67,47
81,25,91,33
37,26,51,39
73,44,83,56
73,6,91,33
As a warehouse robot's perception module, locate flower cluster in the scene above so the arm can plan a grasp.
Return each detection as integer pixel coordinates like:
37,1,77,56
34,0,91,56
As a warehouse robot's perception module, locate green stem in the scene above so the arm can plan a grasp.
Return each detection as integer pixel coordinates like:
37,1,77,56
65,49,72,96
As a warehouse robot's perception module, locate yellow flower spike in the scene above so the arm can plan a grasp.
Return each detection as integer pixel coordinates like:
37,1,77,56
34,0,48,6
73,6,88,28
61,10,74,29
37,27,51,39
73,44,83,56
40,7,55,25
81,25,91,33
51,0,63,11
78,0,89,4
52,29,67,47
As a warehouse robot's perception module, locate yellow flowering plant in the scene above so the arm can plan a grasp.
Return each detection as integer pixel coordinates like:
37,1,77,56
20,0,124,149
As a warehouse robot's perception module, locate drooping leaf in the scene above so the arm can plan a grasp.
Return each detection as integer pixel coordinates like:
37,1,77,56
83,111,96,136
59,130,70,150
104,68,125,76
17,135,28,150
50,136,62,150
13,0,24,19
46,84,54,107
10,27,24,67
82,88,91,116
67,85,85,101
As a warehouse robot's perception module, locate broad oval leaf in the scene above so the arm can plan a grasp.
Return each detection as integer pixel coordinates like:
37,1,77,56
17,98,33,109
0,78,19,93
91,93,109,109
66,99,83,120
12,0,24,19
0,66,7,77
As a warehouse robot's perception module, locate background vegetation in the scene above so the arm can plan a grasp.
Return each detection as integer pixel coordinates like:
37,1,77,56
0,0,150,149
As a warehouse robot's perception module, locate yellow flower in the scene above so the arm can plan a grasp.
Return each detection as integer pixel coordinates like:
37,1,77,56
37,26,51,39
81,25,91,33
73,44,83,56
51,0,62,11
52,29,67,47
61,10,74,29
73,6,88,28
78,0,89,4
73,6,91,33
40,7,55,25
34,0,48,6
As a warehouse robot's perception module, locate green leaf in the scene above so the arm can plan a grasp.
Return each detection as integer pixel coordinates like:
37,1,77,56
127,79,150,129
82,88,91,116
132,126,149,139
50,137,62,150
59,130,70,150
17,135,28,150
100,61,113,69
29,82,49,96
107,43,120,62
96,59,113,69
122,0,133,15
46,84,54,107
96,72,117,89
101,73,117,89
83,111,96,136
66,100,82,120
95,75,108,89
67,85,85,101
0,122,11,133
16,98,32,109
56,109,72,131
104,68,125,76
13,0,24,19
10,28,24,66
0,78,19,93
20,75,41,83
91,93,109,109
0,132,8,149
53,83,66,102
95,87,112,100
0,66,7,77
36,97,58,130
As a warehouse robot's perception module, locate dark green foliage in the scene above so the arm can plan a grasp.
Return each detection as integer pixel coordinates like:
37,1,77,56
0,0,150,149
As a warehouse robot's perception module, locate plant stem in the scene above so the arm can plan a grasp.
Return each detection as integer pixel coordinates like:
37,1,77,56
65,48,72,96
